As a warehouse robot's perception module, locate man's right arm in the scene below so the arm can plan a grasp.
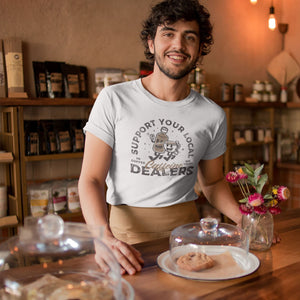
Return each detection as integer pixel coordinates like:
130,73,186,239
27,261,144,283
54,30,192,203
78,132,144,275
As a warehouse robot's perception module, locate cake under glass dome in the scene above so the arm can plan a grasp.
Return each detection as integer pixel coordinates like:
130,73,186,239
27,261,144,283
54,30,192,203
157,217,260,281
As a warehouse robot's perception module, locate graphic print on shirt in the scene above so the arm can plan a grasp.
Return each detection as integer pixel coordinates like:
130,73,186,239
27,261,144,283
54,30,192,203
130,118,194,177
149,126,181,161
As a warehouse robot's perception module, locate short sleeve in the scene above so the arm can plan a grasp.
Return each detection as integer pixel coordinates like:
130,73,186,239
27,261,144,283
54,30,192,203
201,109,227,160
83,88,116,148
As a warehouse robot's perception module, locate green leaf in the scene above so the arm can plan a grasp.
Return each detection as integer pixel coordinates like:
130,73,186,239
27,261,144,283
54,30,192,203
254,164,264,178
264,194,273,200
247,177,256,186
256,173,268,193
244,163,254,175
258,173,268,185
242,166,254,177
238,197,248,203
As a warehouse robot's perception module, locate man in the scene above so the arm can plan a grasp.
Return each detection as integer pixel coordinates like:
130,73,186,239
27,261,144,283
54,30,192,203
78,0,242,275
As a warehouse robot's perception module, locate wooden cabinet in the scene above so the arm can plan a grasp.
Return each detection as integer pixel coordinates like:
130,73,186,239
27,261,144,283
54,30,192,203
274,102,300,209
1,97,297,229
0,98,94,226
217,102,286,185
0,151,19,233
0,107,21,239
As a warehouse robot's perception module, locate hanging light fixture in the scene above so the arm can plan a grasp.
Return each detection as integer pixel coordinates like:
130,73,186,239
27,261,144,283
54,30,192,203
268,1,276,31
250,0,257,4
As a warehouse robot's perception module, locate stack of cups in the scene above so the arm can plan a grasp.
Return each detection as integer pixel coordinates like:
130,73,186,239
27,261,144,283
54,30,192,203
0,185,7,217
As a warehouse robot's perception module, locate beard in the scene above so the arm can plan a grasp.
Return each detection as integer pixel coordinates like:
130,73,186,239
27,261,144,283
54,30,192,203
155,51,199,80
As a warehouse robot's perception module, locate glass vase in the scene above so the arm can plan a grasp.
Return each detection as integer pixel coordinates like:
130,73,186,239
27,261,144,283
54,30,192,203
242,211,273,251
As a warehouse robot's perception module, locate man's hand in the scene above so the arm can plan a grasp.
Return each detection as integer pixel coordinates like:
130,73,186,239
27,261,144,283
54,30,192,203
273,231,281,244
96,235,144,275
237,221,281,246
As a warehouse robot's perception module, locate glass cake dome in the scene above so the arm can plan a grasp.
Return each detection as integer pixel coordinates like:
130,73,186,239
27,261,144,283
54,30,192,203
0,214,134,299
161,217,259,280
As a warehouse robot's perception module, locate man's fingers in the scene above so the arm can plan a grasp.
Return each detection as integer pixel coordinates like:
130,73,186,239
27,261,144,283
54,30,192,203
272,231,281,244
111,240,142,275
128,244,144,264
100,236,144,275
94,254,110,273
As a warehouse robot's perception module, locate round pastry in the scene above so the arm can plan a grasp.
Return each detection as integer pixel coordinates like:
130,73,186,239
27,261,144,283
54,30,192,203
176,252,214,271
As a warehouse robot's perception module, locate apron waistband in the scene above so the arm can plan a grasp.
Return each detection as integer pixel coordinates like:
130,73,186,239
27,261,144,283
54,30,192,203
109,201,199,244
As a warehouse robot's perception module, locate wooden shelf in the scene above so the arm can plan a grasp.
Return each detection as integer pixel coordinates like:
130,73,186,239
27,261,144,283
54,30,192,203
217,101,300,109
0,215,18,228
231,141,273,147
25,152,83,162
59,211,83,219
0,105,87,228
0,152,13,163
223,105,275,184
286,102,300,108
276,162,300,171
216,101,286,108
0,97,95,106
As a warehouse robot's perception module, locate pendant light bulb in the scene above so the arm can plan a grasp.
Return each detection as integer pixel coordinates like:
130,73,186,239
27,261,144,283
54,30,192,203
268,6,276,30
250,0,257,4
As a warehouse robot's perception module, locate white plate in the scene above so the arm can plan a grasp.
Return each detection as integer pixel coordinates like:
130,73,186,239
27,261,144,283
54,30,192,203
157,246,260,281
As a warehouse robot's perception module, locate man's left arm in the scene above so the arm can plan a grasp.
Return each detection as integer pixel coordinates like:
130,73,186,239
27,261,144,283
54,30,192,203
197,155,242,226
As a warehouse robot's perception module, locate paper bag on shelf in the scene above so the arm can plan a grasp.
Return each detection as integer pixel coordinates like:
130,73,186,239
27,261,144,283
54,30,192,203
3,38,26,97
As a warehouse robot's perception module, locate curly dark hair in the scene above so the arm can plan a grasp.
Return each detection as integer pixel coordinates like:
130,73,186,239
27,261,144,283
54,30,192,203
140,0,213,63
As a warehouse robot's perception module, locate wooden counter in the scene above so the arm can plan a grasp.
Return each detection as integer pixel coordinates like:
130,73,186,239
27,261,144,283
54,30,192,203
124,208,300,299
0,209,299,299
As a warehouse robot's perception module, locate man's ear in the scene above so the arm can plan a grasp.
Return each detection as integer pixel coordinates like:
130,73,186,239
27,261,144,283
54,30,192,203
198,44,203,56
196,45,203,64
148,38,154,54
197,56,203,65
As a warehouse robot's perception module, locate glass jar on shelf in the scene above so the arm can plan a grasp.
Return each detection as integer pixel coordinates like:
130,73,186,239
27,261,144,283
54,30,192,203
251,90,262,102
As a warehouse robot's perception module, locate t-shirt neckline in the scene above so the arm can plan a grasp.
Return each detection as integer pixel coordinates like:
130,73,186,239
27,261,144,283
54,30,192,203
135,78,197,107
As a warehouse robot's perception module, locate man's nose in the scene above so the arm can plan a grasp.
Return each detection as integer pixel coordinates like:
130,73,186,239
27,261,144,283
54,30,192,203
172,35,186,50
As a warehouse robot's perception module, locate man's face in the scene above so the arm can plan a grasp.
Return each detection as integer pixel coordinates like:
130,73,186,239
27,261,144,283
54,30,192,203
148,20,201,80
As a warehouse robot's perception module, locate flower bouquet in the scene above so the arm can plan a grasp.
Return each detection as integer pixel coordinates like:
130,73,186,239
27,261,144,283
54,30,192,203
226,163,290,251
226,163,290,215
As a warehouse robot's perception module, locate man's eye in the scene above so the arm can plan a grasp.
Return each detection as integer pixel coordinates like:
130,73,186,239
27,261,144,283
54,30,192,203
186,35,196,41
163,32,173,37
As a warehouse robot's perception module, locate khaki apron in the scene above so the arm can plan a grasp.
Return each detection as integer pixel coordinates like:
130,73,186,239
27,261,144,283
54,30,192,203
109,201,200,245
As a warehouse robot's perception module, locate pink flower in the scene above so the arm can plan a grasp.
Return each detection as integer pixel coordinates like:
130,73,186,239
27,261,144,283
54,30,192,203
227,164,289,216
236,168,248,180
248,193,264,207
277,186,290,201
238,173,248,180
226,171,239,183
254,205,268,214
269,206,281,215
239,204,253,215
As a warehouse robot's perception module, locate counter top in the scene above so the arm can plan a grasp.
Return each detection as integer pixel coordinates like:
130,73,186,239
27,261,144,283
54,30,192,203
1,209,299,299
124,208,300,299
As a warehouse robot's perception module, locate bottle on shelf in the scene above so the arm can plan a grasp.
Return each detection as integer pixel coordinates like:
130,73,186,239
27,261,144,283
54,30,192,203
280,86,288,103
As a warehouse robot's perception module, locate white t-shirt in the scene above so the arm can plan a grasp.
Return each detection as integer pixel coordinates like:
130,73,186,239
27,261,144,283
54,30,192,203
84,79,227,207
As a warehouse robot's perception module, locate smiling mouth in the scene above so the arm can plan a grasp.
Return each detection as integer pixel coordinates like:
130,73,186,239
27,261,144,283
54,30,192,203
166,52,190,63
169,55,185,61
